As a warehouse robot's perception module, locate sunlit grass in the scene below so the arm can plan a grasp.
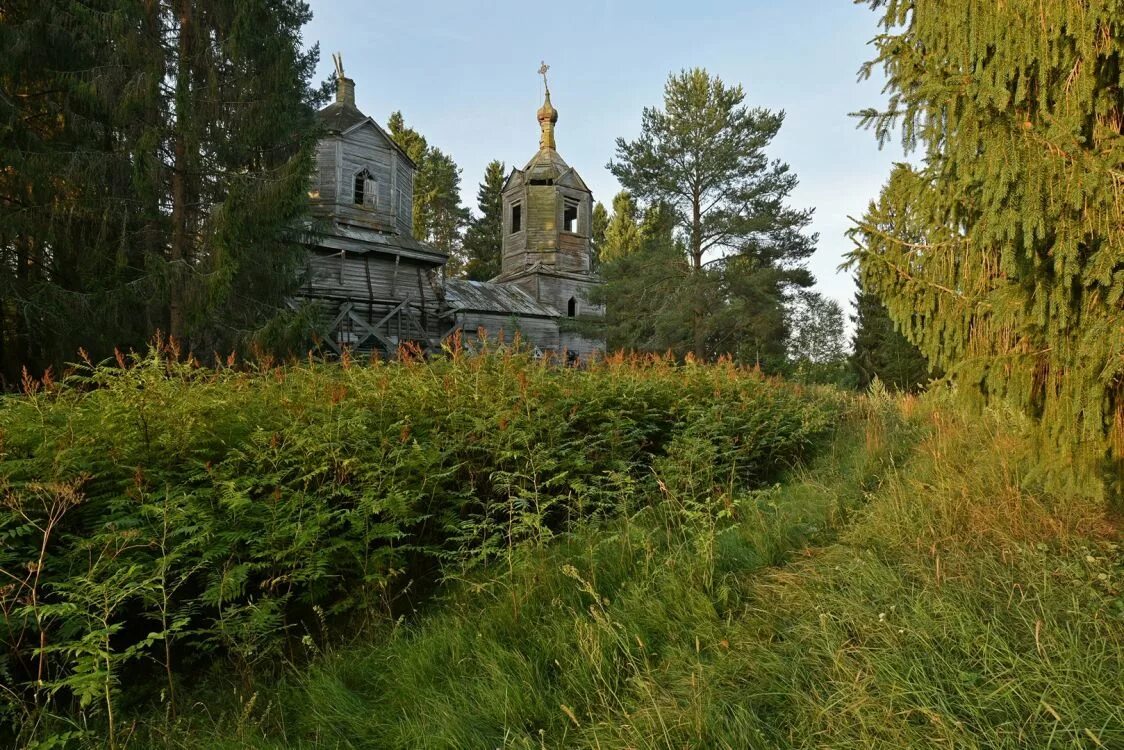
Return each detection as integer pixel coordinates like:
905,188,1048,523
148,388,1122,749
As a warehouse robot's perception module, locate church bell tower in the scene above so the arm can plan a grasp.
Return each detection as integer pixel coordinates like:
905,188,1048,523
495,65,601,323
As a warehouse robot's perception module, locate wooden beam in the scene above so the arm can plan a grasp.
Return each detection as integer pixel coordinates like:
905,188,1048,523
346,309,394,352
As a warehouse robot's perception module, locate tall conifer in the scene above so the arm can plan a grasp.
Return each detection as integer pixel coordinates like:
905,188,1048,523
387,112,470,273
0,0,324,377
601,191,642,263
850,1,1124,508
463,160,506,281
610,69,816,359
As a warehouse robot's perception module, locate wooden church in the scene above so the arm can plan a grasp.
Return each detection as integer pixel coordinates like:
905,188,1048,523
297,58,603,359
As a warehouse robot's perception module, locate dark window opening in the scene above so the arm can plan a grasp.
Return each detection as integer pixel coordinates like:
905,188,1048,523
511,203,522,233
529,178,554,185
563,200,579,233
567,297,576,317
354,169,375,207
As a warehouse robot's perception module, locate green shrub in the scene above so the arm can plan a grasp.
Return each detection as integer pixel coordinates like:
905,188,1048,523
0,347,842,743
149,392,1123,749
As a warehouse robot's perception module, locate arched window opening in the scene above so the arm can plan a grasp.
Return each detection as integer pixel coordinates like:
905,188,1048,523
354,168,376,207
567,297,576,318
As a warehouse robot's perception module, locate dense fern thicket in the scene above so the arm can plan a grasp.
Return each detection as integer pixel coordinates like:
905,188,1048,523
0,348,842,743
152,392,1124,750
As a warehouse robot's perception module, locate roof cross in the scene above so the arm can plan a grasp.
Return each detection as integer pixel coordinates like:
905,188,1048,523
538,61,550,95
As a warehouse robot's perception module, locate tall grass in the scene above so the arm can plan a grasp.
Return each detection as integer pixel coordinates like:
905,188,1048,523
0,346,841,746
149,389,1122,749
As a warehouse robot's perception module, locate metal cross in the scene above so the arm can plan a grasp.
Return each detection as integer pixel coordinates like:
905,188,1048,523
538,61,550,94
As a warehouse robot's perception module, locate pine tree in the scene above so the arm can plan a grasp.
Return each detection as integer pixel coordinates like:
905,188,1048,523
850,2,1124,509
463,160,506,281
609,69,816,359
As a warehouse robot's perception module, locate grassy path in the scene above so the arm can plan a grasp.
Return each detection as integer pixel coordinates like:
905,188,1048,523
154,396,1123,749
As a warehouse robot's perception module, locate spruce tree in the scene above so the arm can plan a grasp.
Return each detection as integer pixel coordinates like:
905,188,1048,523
595,203,690,353
0,2,151,382
850,282,930,392
165,0,324,351
463,160,506,281
387,112,470,273
0,0,322,379
601,191,642,263
850,1,1124,508
590,202,609,271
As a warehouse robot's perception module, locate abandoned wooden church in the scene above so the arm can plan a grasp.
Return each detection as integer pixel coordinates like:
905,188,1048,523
299,59,604,360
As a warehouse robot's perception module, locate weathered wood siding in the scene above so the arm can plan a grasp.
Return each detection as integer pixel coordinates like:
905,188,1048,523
314,140,339,204
311,124,414,234
395,159,414,235
560,331,602,361
452,312,560,353
306,251,440,307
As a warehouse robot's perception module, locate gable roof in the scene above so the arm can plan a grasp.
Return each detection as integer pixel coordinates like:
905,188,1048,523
317,102,418,170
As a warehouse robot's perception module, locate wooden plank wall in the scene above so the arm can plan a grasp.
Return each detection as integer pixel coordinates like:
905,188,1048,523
314,126,414,234
453,312,560,353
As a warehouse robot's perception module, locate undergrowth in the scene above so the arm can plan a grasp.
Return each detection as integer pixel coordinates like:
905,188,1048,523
144,389,1123,749
0,347,841,746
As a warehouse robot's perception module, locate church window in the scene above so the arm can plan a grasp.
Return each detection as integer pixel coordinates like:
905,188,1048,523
353,168,377,207
511,202,522,233
563,198,579,233
567,297,576,317
530,178,553,185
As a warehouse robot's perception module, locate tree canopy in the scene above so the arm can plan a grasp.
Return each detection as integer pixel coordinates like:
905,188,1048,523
606,69,817,363
463,160,506,281
387,112,470,273
850,281,931,393
849,0,1124,508
0,0,325,382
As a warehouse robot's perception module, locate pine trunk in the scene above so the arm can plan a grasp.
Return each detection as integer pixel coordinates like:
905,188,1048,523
691,190,704,359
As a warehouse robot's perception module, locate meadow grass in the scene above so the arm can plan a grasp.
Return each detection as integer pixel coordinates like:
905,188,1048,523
0,350,841,746
143,388,1122,749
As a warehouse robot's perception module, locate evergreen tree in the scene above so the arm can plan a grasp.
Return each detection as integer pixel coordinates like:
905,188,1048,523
595,203,690,353
387,112,470,273
590,202,609,271
850,283,930,392
463,160,506,281
850,2,1123,508
0,2,149,382
0,0,323,381
601,191,642,262
163,0,325,351
609,68,816,360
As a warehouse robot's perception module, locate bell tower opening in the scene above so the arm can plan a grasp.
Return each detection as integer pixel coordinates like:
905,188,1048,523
563,198,579,233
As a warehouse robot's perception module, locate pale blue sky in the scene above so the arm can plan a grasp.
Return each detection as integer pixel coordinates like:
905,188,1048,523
303,0,903,315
